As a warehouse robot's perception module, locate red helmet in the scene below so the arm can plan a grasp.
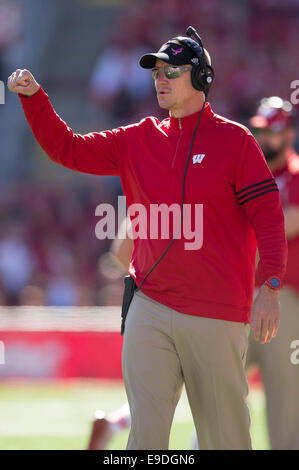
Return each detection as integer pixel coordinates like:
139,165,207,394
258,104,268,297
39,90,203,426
249,96,296,132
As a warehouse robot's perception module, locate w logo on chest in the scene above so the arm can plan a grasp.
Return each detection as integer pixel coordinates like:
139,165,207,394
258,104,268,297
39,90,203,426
192,154,206,164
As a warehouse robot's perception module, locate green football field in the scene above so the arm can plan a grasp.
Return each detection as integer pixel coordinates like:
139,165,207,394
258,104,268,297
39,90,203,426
0,380,270,450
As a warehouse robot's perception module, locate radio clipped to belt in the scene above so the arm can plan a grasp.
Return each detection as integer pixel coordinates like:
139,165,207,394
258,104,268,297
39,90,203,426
121,275,137,336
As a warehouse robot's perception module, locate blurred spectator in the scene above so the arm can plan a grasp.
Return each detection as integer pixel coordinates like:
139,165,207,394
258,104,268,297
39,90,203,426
19,285,46,306
0,0,23,80
89,31,154,126
0,277,8,305
74,286,96,307
45,275,77,307
0,221,36,304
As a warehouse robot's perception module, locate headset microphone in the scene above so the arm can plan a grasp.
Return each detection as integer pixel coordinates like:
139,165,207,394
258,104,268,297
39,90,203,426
185,26,203,47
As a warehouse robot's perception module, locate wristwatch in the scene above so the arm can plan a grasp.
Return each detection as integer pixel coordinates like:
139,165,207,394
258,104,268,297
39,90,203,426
264,277,281,291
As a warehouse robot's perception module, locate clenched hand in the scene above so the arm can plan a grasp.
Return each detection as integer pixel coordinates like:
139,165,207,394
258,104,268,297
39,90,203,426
7,69,40,97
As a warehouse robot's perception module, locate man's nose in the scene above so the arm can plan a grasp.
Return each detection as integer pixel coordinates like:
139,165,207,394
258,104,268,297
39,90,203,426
156,70,168,83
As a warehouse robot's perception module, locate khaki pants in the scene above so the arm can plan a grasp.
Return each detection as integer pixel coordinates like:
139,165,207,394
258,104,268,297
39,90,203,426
122,290,252,450
246,287,299,450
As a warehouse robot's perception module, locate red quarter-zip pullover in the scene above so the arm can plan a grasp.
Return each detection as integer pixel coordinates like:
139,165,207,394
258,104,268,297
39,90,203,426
19,88,287,323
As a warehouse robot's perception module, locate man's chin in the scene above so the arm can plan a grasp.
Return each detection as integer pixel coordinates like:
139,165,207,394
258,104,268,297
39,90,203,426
157,95,172,110
157,100,171,110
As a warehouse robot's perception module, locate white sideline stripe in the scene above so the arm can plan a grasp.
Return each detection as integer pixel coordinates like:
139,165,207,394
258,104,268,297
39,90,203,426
0,306,121,332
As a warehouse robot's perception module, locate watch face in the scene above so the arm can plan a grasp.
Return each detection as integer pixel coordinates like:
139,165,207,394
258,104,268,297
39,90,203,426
269,277,280,288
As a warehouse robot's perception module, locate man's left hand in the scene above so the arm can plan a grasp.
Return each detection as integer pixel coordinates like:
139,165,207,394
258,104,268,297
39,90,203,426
250,284,280,344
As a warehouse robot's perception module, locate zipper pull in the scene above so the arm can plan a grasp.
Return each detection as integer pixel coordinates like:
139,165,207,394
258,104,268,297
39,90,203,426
178,117,182,130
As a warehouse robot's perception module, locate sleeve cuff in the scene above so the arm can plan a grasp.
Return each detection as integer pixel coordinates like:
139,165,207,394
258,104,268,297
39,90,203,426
18,86,48,108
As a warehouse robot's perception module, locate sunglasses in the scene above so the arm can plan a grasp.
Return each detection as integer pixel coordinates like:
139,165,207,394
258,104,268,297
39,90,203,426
151,65,192,80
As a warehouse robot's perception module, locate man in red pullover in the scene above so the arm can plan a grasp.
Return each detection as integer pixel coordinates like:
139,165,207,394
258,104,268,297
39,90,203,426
7,29,287,450
247,97,299,449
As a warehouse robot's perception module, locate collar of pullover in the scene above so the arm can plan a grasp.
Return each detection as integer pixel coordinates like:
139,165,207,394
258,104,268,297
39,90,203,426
168,102,213,131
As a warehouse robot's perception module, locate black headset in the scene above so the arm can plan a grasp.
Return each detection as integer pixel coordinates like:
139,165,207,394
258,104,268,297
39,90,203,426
174,26,214,96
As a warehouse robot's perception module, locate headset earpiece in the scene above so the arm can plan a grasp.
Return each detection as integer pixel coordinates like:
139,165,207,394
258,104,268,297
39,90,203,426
174,27,214,96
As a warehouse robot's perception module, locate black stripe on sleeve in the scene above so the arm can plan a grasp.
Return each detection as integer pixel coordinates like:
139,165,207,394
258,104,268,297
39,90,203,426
235,178,275,196
237,182,278,201
239,188,279,206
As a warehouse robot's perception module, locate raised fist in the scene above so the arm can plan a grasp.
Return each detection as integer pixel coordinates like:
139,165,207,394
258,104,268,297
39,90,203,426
7,69,40,96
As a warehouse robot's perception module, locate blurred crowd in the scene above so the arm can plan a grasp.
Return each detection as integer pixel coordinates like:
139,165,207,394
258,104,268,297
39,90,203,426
1,0,299,307
89,0,299,125
0,0,22,83
0,177,124,307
